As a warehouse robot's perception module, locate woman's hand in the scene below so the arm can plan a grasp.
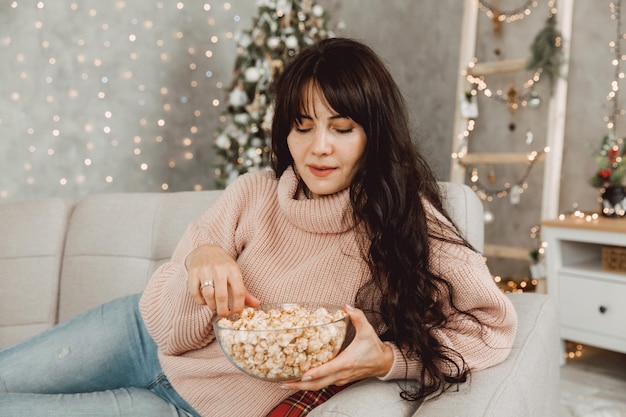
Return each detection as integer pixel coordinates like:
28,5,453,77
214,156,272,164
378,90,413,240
279,305,395,391
186,244,260,317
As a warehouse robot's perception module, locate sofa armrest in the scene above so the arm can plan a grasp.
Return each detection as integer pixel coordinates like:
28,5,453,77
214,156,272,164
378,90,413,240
309,293,560,417
308,378,421,417
413,293,560,417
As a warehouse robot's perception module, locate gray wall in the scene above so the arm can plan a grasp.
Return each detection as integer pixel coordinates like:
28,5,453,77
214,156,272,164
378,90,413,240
0,1,618,278
0,0,461,201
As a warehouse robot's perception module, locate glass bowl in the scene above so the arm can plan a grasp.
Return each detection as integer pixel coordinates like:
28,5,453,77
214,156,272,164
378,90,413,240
213,303,349,382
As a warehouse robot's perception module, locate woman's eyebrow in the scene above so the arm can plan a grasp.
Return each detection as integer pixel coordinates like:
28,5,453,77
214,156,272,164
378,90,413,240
329,114,350,120
294,112,350,122
296,113,349,120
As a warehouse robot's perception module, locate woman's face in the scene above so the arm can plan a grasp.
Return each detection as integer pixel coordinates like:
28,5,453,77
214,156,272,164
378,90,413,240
287,87,367,199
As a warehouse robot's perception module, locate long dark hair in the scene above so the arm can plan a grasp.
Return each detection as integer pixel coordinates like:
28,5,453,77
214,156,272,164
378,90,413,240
271,38,475,401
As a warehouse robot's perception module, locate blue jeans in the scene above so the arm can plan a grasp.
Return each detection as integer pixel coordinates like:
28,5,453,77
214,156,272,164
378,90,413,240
0,294,200,417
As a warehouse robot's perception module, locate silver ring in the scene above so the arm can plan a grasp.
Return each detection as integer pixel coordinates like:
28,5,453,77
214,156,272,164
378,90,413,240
200,279,214,290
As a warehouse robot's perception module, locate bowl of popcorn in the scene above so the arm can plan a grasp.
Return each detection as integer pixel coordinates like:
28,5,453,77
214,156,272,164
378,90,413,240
213,303,349,382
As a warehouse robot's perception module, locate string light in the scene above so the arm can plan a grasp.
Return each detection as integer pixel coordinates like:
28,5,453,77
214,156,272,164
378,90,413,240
493,274,539,293
0,1,245,201
464,58,543,110
606,2,625,147
564,342,584,360
463,149,548,201
477,0,539,24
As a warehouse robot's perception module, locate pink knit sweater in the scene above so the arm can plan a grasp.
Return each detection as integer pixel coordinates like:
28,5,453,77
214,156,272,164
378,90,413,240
139,167,517,417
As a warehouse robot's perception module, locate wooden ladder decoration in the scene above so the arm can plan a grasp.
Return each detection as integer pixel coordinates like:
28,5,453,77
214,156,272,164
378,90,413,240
450,0,573,261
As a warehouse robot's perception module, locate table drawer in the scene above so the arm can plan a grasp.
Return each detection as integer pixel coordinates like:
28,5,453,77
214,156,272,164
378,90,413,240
559,273,626,340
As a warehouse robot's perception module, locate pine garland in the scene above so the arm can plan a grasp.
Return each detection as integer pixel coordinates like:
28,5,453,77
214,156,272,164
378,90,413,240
526,14,563,92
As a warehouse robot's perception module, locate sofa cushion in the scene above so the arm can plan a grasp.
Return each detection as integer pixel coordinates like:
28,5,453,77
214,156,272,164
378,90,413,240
57,190,223,322
54,182,482,323
0,198,73,348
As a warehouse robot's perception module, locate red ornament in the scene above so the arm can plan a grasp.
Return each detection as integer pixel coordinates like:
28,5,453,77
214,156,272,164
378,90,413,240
599,168,612,180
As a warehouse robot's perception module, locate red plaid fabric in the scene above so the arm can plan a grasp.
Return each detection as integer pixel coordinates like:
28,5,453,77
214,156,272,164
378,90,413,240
266,383,354,417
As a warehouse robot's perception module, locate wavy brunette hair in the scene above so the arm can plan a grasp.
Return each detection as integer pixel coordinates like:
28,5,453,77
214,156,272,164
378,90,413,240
271,38,477,401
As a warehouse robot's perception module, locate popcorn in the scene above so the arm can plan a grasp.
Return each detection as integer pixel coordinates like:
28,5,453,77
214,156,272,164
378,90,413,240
215,304,348,381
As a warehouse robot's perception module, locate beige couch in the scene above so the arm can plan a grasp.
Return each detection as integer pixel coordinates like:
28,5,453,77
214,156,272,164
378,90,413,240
0,183,560,416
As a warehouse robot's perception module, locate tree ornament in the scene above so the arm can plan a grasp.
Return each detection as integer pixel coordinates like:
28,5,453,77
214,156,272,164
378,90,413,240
492,9,503,36
527,91,542,109
228,83,249,108
506,84,519,113
488,166,497,184
460,92,479,119
525,129,534,145
484,208,495,224
510,184,521,204
244,67,262,83
245,93,265,118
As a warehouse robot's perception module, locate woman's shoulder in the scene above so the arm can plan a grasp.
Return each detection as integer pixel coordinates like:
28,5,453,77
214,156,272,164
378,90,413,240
224,170,279,197
420,194,479,261
421,195,454,231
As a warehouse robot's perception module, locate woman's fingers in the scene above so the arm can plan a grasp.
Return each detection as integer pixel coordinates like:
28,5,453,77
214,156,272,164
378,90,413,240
227,274,258,315
185,244,259,316
213,273,235,317
200,279,217,310
280,305,394,391
193,268,240,316
189,272,207,305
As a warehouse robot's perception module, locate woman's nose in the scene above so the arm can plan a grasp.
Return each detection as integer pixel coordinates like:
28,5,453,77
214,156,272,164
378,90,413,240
311,129,332,155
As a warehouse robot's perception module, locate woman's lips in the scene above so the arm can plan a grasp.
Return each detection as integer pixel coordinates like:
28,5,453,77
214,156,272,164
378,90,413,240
308,165,335,177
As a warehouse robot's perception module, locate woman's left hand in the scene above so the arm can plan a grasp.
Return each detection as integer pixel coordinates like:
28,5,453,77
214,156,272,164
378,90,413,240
279,305,395,391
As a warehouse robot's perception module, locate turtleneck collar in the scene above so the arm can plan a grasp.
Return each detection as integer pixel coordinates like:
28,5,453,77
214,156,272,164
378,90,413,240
277,166,355,234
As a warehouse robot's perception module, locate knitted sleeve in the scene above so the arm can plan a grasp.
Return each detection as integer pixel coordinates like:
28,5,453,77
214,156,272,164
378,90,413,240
378,211,518,382
138,174,263,356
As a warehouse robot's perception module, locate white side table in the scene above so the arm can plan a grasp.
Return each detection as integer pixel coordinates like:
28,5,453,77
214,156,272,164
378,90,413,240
542,216,626,357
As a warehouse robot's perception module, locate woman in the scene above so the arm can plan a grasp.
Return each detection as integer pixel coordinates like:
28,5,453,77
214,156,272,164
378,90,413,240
0,38,517,417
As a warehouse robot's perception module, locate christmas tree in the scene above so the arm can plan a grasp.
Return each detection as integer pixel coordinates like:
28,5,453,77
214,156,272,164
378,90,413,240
213,0,334,188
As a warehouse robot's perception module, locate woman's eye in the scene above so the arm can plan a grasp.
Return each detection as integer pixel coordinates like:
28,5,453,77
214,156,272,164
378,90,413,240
335,127,354,134
294,126,312,133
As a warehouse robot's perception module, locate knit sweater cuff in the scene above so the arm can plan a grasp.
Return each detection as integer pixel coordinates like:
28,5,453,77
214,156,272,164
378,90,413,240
377,342,420,381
